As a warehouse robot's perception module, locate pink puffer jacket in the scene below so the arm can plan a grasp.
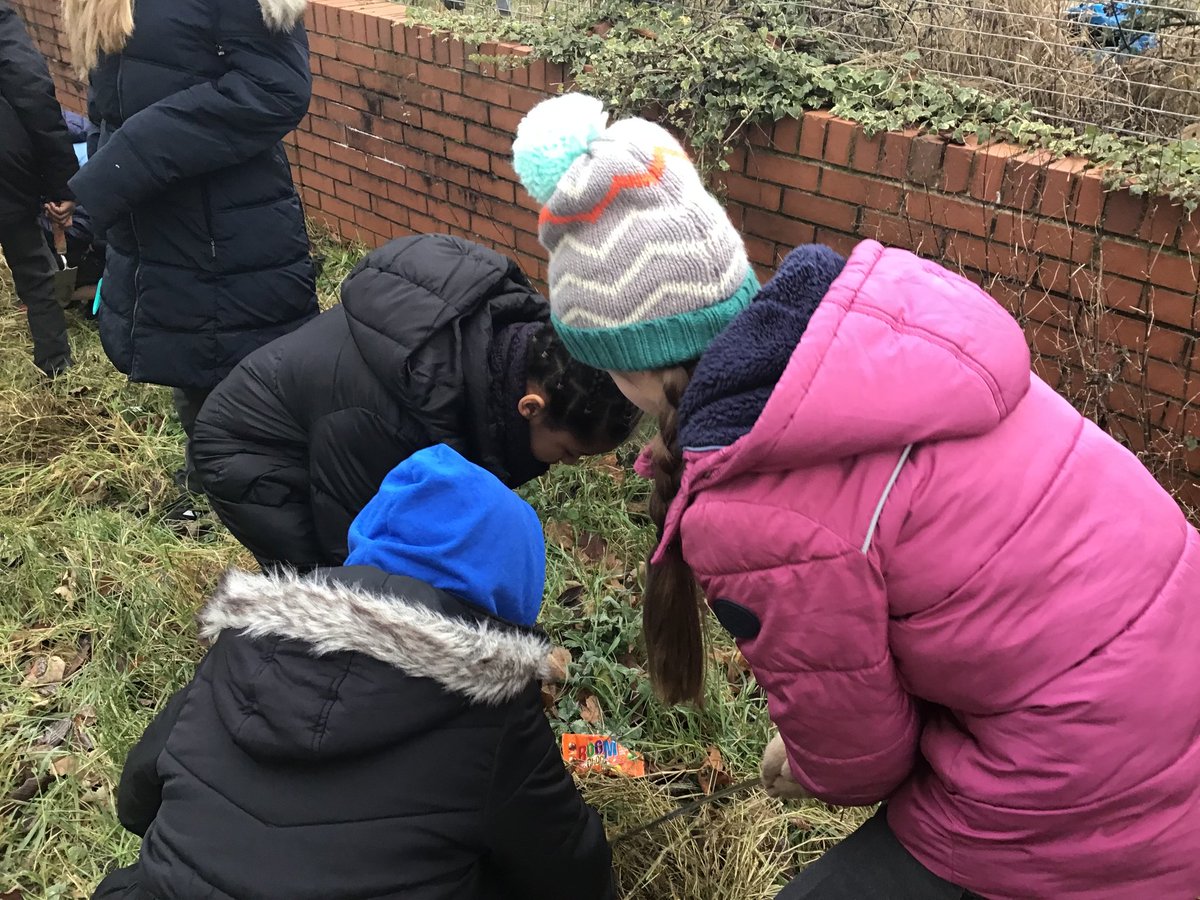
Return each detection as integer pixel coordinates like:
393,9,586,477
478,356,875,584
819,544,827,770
656,240,1200,899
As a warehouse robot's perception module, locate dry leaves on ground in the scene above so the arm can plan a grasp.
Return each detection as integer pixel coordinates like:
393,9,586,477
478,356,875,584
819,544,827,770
698,746,734,795
22,655,66,690
545,646,572,683
580,693,604,726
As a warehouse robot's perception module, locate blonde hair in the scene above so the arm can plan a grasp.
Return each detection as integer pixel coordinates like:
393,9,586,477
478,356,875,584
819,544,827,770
64,0,135,77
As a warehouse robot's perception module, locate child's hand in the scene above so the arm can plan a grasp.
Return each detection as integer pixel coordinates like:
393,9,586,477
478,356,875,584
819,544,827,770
44,200,75,230
761,732,810,800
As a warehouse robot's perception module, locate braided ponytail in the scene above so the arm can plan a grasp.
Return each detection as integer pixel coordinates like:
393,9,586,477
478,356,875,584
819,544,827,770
644,366,706,705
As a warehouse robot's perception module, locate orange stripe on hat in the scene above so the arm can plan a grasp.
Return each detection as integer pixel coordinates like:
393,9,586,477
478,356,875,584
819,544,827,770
538,145,690,228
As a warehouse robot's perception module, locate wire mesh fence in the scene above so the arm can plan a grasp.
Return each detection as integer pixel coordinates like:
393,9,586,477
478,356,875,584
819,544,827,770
424,0,1200,147
794,0,1200,143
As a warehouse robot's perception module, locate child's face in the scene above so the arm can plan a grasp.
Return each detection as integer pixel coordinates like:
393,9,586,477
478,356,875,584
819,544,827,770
608,370,670,418
528,420,614,466
518,390,617,466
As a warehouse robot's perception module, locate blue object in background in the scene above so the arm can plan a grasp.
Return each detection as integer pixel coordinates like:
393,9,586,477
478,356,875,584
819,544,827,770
1066,2,1159,55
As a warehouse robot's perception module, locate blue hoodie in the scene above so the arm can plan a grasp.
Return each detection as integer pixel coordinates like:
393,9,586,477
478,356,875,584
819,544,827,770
346,444,546,626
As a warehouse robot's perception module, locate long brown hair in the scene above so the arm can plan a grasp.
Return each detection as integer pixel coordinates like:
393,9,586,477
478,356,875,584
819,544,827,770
643,364,706,705
64,0,134,77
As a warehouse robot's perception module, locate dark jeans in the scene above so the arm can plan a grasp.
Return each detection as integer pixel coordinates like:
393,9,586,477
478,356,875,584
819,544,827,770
1,216,72,375
778,808,983,900
171,387,211,494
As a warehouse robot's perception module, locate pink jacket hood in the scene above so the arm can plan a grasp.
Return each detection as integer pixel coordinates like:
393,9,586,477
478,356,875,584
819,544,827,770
656,240,1035,556
732,241,1032,466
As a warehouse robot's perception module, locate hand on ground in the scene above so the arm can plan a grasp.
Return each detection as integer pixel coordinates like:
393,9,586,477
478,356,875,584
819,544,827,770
761,732,810,800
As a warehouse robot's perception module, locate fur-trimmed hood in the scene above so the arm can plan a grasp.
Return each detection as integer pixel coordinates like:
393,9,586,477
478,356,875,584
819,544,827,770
195,567,551,762
259,0,308,31
202,568,550,706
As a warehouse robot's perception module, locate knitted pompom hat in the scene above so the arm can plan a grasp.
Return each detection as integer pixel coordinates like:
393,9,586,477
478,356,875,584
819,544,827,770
512,94,758,372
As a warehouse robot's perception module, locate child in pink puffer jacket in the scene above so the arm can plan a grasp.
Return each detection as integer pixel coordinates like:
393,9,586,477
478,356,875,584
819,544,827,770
512,93,1200,900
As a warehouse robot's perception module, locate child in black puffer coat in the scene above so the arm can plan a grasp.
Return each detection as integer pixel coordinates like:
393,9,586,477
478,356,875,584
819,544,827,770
92,444,615,900
192,233,640,571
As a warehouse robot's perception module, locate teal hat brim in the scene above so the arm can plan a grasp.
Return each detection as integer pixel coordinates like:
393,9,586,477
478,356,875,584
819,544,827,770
550,271,760,372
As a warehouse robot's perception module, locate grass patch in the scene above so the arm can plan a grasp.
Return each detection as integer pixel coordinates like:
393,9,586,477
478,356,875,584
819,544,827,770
0,231,859,899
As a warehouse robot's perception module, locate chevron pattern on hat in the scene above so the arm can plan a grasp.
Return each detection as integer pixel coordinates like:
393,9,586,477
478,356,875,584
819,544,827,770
515,97,756,371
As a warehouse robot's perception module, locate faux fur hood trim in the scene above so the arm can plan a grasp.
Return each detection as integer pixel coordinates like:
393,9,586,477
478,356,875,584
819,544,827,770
199,569,550,706
259,0,307,31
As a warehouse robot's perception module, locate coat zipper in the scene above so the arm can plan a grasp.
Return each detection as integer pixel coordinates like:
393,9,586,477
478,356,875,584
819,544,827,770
117,54,142,355
201,183,216,259
205,41,224,261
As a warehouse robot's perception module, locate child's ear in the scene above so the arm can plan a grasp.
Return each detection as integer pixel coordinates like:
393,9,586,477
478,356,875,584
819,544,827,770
518,393,546,421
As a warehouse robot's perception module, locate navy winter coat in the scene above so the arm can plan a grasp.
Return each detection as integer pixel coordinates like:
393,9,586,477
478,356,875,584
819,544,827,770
69,0,318,391
0,0,78,226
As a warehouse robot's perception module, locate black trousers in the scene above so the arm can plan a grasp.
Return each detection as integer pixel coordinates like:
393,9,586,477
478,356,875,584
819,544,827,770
1,215,72,375
171,387,211,494
778,808,983,900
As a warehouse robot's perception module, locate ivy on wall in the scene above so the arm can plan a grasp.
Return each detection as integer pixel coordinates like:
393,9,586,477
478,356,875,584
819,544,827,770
413,0,1200,209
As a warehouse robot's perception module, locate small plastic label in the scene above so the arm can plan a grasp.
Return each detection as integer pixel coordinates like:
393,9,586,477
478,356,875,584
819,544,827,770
562,733,645,777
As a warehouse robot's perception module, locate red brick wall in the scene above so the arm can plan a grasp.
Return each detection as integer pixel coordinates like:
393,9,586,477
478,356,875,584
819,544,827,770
11,0,1200,505
13,0,87,111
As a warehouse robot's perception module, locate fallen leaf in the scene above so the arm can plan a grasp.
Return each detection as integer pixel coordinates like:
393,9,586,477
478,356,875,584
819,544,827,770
545,646,571,683
62,634,92,680
73,476,109,506
594,453,626,486
52,570,77,605
697,745,733,794
577,531,608,564
23,655,66,688
95,575,121,598
711,647,751,688
74,705,97,727
579,694,603,726
6,769,53,803
553,585,585,608
540,683,560,713
80,784,111,805
50,755,77,777
38,719,72,748
72,725,95,753
544,520,575,551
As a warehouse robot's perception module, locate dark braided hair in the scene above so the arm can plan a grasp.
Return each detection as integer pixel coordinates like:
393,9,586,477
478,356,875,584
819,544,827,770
644,364,705,704
526,324,641,446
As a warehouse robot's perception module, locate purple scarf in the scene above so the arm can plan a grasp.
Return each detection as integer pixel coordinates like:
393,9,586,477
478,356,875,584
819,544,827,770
488,322,549,487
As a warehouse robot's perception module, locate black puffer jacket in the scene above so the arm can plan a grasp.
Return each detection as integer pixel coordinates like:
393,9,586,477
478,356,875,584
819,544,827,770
0,0,77,226
91,566,614,900
192,235,550,569
69,0,318,390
